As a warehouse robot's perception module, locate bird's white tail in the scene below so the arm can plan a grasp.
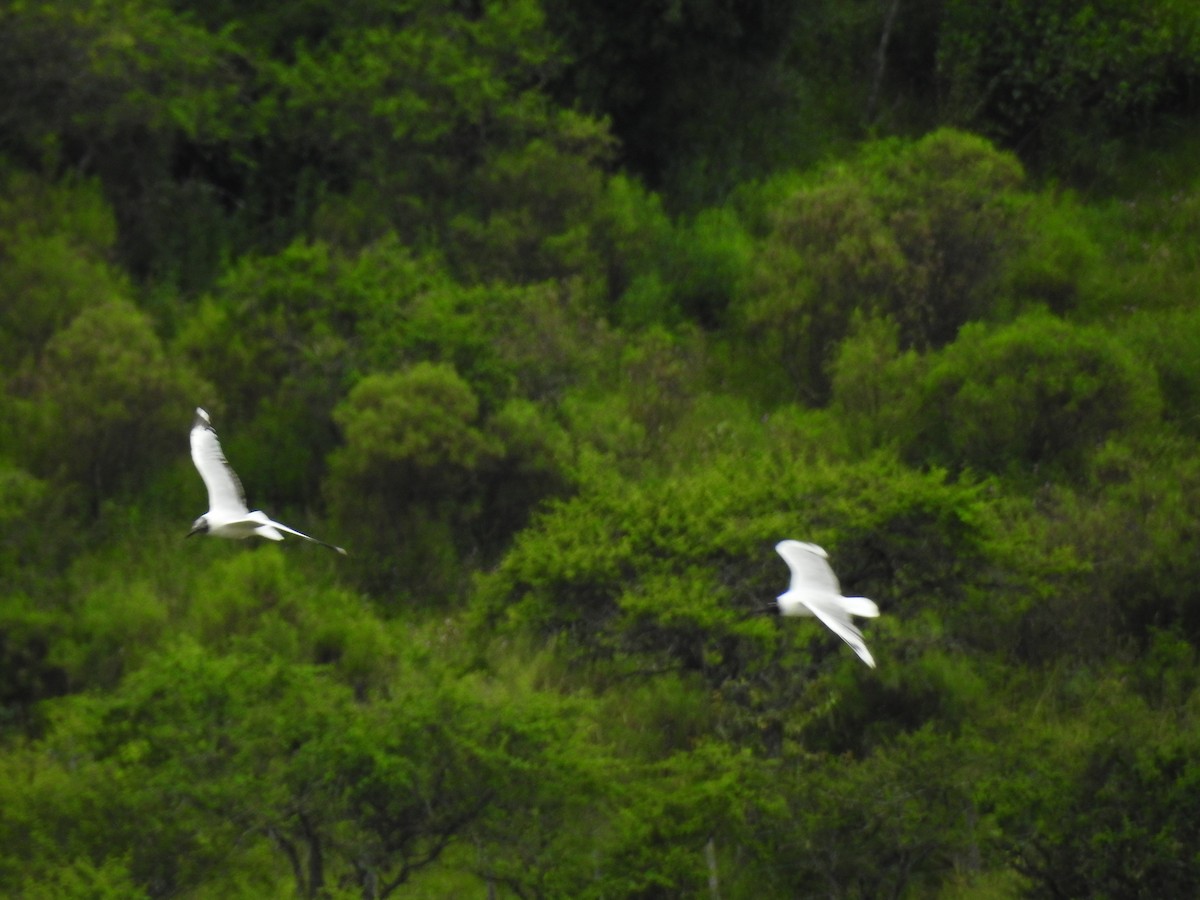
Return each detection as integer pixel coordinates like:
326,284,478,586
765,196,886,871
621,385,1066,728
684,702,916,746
843,597,880,618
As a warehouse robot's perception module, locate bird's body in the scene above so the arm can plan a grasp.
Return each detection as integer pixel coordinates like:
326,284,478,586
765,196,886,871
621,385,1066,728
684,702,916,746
775,540,878,667
188,408,346,554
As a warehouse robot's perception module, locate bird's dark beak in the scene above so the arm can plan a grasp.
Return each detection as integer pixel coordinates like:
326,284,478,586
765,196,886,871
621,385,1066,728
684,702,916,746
186,527,200,538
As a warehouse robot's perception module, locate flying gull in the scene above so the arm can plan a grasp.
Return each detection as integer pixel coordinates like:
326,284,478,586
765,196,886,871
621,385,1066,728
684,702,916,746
775,540,878,666
187,408,346,554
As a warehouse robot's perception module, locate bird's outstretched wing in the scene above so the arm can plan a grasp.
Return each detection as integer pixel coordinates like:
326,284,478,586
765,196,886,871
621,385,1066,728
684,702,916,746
265,517,348,556
804,594,877,668
776,540,841,594
190,408,248,516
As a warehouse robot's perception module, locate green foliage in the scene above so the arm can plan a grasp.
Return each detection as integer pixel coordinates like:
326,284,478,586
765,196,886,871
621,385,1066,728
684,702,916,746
743,170,906,400
16,299,209,512
598,742,778,896
327,362,496,597
1045,434,1200,651
265,0,616,264
987,678,1200,899
904,312,1162,480
174,237,443,502
333,363,496,485
478,450,990,695
328,363,575,597
1002,190,1102,314
768,727,994,896
854,128,1027,349
0,170,124,364
674,207,756,325
0,0,253,285
0,593,68,737
1122,305,1200,437
739,129,1027,400
0,637,605,899
0,463,50,578
542,0,816,204
938,0,1200,171
829,314,923,456
7,1,1200,895
176,238,612,506
445,119,616,285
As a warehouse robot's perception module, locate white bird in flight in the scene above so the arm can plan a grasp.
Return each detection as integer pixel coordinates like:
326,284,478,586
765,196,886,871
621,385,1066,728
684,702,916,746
775,540,879,667
188,408,346,554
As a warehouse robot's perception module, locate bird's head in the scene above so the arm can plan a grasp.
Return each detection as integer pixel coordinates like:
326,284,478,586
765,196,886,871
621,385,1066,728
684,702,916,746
775,592,806,617
187,516,209,538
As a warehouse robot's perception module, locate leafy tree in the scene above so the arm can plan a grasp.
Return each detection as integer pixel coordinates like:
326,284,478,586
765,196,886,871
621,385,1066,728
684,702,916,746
176,238,610,507
765,727,995,897
0,741,149,896
370,276,614,409
663,206,755,328
331,363,499,484
937,0,1200,170
1002,190,1102,314
476,449,992,702
902,312,1162,481
264,0,616,262
541,0,812,204
2,0,618,289
445,121,617,286
1122,305,1200,438
0,463,51,580
0,170,124,365
829,314,923,456
0,0,252,284
1044,434,1200,653
738,129,1027,400
743,171,907,400
988,682,1200,899
328,363,555,597
2,637,608,899
173,237,447,503
16,299,208,513
595,742,779,897
859,128,1026,348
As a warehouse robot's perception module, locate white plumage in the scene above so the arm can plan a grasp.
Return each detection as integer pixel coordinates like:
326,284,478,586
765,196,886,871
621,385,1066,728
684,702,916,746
188,408,346,554
775,540,878,667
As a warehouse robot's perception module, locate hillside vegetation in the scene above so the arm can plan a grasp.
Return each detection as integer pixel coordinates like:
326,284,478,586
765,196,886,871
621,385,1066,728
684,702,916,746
4,1,1200,896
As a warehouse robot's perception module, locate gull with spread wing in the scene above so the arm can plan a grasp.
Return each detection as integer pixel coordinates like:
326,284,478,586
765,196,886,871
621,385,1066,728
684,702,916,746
187,408,346,554
775,540,878,667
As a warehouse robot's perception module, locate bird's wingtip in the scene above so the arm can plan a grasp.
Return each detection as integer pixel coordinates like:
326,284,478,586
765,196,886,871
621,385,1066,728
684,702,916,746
775,539,828,557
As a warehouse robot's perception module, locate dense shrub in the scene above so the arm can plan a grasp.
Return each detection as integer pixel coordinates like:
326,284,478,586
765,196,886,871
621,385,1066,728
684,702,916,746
903,312,1161,480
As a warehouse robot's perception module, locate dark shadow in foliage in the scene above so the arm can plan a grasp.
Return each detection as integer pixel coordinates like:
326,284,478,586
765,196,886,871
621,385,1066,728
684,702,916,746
541,0,806,205
0,0,253,289
937,0,1200,177
0,596,69,739
327,364,575,601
